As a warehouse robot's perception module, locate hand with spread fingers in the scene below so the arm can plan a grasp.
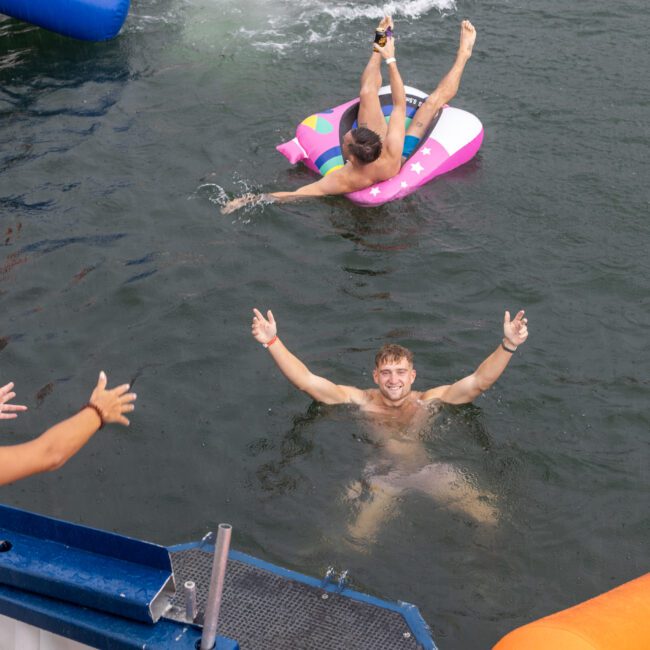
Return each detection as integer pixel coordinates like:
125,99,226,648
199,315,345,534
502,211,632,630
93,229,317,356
503,310,529,349
251,308,277,346
88,371,137,427
0,371,137,486
0,382,27,420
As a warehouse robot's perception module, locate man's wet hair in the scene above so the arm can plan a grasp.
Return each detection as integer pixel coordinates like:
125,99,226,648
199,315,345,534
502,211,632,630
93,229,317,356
348,127,382,164
375,344,414,368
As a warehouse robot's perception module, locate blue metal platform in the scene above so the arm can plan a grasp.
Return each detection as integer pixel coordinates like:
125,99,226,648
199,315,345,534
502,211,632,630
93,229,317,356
0,504,436,649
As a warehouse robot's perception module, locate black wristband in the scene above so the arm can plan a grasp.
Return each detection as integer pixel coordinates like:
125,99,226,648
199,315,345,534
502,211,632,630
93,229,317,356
502,341,517,354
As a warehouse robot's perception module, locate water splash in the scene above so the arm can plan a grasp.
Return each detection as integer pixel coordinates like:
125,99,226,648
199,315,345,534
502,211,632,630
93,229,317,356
191,179,274,221
307,0,456,21
170,0,456,55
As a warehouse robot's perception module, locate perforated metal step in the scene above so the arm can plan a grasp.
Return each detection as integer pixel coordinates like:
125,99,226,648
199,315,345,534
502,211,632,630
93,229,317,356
166,547,424,650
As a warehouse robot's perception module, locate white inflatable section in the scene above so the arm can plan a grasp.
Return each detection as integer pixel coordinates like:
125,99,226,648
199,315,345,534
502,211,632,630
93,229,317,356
430,107,483,155
0,614,91,650
379,85,428,100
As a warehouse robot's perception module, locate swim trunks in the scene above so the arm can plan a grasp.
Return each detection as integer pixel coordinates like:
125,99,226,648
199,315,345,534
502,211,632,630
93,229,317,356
402,134,421,158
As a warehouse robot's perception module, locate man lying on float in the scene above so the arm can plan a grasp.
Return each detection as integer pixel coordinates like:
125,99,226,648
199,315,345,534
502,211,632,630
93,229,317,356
222,18,477,213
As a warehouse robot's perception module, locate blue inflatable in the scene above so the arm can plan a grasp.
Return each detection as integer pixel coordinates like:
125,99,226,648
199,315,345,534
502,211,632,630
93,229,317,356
0,0,130,41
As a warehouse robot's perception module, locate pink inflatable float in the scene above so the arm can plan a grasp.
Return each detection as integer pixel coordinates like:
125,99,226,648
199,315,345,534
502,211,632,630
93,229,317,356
276,85,484,207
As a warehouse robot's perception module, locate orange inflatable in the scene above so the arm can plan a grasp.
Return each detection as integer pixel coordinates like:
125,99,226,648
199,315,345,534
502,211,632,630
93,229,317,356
493,573,650,650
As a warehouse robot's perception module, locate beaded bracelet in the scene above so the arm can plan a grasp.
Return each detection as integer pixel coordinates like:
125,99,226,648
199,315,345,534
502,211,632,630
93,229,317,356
82,402,105,429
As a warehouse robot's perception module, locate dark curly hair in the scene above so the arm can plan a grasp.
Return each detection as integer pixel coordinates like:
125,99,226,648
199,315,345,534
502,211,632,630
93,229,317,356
347,127,382,164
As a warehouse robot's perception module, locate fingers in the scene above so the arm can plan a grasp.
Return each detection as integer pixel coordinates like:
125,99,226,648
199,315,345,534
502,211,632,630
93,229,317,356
96,370,107,391
267,310,275,325
504,310,511,325
116,415,130,426
1,403,27,412
0,382,15,396
0,390,16,405
252,307,265,322
110,383,131,397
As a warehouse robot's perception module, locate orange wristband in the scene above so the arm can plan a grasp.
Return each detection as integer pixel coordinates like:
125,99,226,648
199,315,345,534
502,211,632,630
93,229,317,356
263,335,278,349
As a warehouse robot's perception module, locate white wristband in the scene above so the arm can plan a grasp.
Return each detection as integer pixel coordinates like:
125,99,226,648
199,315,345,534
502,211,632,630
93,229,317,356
385,57,396,65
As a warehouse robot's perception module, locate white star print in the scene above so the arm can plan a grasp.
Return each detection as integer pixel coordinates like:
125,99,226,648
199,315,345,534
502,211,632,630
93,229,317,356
400,181,408,188
369,187,381,196
422,147,431,156
410,162,425,175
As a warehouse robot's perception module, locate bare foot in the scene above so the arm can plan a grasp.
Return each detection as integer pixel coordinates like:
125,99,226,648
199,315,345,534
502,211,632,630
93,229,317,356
459,19,476,58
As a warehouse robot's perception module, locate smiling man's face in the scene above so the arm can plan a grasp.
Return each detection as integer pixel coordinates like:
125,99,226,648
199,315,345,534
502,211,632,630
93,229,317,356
373,357,417,403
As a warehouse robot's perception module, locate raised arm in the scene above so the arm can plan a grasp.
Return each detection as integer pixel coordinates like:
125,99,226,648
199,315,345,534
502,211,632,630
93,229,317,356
422,310,529,405
251,308,367,405
375,36,406,161
0,372,137,486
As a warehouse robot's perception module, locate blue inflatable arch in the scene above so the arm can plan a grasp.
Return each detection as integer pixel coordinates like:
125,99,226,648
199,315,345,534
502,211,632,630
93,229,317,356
0,0,130,41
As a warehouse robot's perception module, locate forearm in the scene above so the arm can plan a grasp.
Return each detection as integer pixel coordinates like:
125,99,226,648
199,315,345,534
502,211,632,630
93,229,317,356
266,338,316,392
387,61,406,109
0,409,101,486
268,191,303,203
34,408,102,471
472,344,516,392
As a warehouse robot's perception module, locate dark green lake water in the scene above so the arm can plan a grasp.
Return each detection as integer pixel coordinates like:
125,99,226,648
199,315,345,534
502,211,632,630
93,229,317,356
1,1,648,647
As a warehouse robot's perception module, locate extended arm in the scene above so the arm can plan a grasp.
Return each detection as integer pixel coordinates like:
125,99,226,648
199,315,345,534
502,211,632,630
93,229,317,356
376,37,406,160
0,372,137,486
422,310,529,405
221,168,351,214
251,308,366,405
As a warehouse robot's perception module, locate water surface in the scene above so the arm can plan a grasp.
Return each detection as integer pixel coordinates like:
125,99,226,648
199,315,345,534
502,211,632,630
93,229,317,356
1,1,649,647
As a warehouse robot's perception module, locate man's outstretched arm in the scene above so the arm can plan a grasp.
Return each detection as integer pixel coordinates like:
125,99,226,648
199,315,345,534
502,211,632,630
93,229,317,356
422,310,529,405
251,308,366,405
0,372,137,486
222,166,352,214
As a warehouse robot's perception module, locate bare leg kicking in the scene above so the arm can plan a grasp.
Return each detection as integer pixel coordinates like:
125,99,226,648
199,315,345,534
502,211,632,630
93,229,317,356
405,20,477,146
357,16,393,140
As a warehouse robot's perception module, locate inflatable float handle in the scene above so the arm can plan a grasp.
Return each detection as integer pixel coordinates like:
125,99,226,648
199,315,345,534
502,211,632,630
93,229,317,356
276,137,308,165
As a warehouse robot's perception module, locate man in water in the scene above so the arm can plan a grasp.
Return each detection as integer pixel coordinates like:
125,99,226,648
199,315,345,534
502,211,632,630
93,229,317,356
222,18,477,213
250,307,528,539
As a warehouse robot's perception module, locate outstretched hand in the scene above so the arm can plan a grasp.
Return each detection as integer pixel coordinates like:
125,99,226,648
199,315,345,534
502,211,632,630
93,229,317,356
503,310,529,348
374,15,395,58
0,382,27,420
221,193,272,215
89,371,137,427
221,196,250,215
251,308,277,345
